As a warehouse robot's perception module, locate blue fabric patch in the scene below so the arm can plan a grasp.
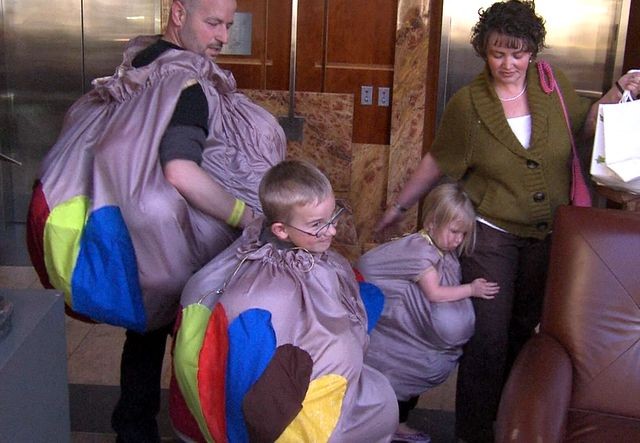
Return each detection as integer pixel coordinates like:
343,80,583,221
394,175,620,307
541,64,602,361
359,281,385,333
72,206,146,332
226,309,276,443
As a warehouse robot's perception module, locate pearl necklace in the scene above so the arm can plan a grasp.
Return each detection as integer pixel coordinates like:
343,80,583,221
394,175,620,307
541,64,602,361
497,85,527,102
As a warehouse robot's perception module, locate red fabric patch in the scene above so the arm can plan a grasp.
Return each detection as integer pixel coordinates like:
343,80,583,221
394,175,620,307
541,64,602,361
198,303,230,443
26,180,52,288
26,181,97,324
353,267,364,282
169,372,206,442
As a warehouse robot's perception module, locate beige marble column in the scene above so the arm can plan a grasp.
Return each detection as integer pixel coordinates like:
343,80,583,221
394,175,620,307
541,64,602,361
387,0,434,234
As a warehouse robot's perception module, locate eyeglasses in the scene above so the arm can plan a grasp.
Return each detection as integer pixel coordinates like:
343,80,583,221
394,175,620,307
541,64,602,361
280,204,346,238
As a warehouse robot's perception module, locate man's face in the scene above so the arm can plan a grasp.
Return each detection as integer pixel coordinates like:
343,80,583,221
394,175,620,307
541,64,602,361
177,0,236,60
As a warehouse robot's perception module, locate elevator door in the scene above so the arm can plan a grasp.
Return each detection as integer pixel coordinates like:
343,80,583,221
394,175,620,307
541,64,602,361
437,0,630,123
0,0,159,265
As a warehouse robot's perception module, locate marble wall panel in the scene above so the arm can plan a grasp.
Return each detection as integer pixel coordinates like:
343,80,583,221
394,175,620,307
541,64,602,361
351,143,390,249
387,0,433,234
242,90,353,193
161,0,435,250
243,89,360,262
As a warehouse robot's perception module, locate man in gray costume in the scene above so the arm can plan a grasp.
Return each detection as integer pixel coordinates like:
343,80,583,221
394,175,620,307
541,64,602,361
28,0,286,441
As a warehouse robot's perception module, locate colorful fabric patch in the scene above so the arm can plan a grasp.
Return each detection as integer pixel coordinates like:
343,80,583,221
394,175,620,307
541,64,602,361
353,268,365,282
169,309,209,443
275,374,347,442
358,281,385,333
243,344,313,442
43,195,90,305
226,309,276,443
169,373,206,443
26,180,53,289
71,205,145,331
198,304,230,443
173,304,217,443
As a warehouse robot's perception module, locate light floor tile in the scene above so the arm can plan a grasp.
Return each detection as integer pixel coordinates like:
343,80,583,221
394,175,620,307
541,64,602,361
67,323,126,385
161,338,173,389
66,320,174,388
66,317,95,358
418,368,457,412
0,266,41,289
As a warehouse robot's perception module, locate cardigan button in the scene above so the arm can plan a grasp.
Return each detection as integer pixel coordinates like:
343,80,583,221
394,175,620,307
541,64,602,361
533,192,546,202
536,222,548,231
526,160,539,169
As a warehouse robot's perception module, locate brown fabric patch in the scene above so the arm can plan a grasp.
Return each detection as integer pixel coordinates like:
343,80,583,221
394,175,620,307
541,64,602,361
242,344,313,442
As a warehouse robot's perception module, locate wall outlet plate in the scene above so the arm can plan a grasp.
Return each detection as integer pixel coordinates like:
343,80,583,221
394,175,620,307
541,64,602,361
378,87,390,106
361,85,373,105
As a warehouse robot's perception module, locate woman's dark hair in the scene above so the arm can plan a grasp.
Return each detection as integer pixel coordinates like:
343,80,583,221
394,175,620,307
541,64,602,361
470,0,546,59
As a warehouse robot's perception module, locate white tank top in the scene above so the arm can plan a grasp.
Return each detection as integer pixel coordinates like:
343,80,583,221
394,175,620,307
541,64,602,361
507,114,532,148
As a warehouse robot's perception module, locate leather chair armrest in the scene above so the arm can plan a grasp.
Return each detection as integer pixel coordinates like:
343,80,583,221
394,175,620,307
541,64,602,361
496,334,573,443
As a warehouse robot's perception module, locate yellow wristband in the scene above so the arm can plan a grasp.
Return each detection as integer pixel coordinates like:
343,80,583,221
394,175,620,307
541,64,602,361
226,199,245,228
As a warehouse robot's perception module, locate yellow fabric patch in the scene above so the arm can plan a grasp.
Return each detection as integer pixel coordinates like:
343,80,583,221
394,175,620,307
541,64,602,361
173,304,215,443
276,374,347,443
43,195,90,305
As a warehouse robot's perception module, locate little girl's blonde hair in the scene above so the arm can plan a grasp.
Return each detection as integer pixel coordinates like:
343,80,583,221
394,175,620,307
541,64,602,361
422,183,476,255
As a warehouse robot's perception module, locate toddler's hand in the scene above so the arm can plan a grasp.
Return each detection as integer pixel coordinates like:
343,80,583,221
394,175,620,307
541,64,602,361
470,278,499,299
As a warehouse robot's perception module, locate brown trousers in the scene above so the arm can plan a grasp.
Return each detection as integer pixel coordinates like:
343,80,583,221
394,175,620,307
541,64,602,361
455,222,551,443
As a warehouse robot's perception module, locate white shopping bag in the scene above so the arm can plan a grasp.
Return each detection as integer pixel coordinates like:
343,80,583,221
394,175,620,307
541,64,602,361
590,91,640,194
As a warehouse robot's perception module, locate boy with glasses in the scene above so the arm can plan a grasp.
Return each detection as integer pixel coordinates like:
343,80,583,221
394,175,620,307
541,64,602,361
170,160,398,442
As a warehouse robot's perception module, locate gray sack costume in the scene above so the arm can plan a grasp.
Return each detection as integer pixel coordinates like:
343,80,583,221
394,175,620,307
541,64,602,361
171,220,398,443
26,35,286,332
358,231,475,400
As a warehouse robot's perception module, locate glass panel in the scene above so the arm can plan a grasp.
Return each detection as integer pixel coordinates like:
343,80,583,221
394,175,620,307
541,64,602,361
83,0,161,89
0,0,82,265
0,0,160,265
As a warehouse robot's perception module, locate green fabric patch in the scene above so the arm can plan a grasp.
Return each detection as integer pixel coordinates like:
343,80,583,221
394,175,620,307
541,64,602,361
173,304,215,443
43,195,90,306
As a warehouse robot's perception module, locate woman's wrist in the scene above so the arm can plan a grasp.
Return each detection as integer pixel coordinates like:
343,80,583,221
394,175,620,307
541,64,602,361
392,202,409,213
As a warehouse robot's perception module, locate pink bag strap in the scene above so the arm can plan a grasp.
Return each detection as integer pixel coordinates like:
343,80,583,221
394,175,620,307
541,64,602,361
537,61,592,207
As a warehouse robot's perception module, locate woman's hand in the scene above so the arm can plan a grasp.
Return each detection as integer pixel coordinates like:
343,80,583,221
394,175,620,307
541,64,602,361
373,205,406,237
373,153,444,241
583,70,640,138
617,70,640,98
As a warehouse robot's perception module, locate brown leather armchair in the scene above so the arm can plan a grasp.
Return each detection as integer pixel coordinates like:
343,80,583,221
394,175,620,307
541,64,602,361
496,206,640,443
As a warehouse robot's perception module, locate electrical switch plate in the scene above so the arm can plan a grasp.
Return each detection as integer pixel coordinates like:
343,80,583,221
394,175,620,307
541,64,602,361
378,87,390,106
361,86,373,105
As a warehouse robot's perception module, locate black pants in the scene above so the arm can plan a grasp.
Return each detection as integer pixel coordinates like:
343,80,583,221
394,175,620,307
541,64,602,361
398,396,420,424
455,223,551,443
111,322,173,443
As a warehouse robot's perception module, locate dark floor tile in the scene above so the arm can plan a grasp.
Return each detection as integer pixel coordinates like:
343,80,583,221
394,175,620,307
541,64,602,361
407,408,456,443
69,384,178,439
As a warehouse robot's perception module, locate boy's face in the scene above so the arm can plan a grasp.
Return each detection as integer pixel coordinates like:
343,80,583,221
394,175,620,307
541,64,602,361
273,196,339,253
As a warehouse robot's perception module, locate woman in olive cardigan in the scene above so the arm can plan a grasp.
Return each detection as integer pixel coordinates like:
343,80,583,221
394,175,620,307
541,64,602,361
375,1,640,441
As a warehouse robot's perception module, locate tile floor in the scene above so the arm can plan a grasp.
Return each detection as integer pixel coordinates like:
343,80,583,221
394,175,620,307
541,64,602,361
0,265,458,442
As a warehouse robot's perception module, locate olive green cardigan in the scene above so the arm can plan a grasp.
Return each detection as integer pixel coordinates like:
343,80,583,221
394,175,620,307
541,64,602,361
431,63,591,239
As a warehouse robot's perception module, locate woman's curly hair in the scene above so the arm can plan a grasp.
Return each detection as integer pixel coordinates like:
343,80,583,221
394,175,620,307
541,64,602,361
470,0,546,59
